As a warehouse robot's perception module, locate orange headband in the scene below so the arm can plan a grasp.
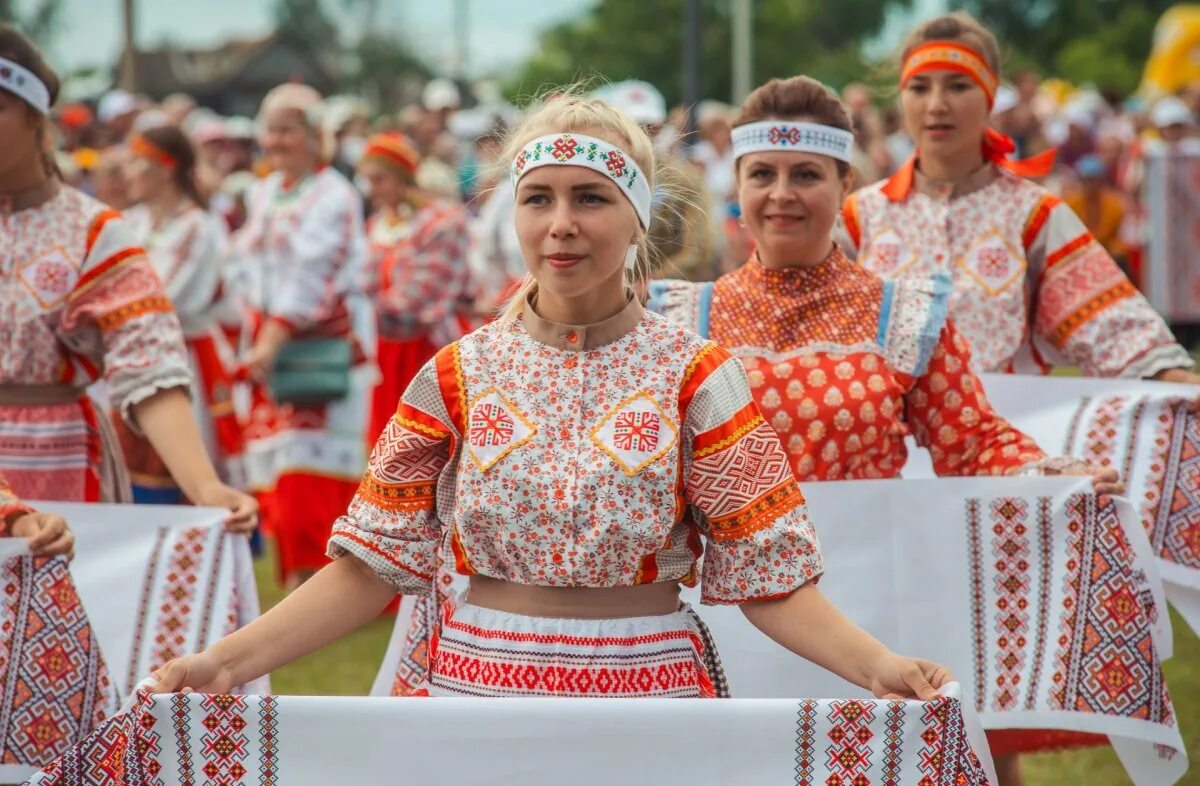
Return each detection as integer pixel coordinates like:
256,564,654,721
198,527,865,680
362,133,420,175
901,41,999,108
129,135,178,170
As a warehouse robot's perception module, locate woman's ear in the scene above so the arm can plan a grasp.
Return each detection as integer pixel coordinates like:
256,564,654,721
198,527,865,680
840,168,855,200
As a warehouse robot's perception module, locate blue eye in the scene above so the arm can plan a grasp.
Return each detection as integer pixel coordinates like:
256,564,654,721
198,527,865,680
580,193,608,204
523,194,549,205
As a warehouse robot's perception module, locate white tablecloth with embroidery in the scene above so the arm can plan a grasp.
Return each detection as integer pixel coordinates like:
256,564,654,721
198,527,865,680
26,683,993,786
0,504,263,782
375,476,1187,786
904,373,1200,635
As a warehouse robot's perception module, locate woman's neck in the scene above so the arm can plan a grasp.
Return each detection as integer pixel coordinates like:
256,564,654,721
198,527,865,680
146,189,188,225
533,281,629,327
0,155,53,200
280,159,318,186
757,238,835,270
916,146,987,183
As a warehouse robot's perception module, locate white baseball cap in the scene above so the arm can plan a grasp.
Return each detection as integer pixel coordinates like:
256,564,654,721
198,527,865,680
594,80,667,125
1151,96,1193,128
98,89,138,123
423,78,461,112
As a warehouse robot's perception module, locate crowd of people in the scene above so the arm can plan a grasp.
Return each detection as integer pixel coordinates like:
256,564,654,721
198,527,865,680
3,9,1200,786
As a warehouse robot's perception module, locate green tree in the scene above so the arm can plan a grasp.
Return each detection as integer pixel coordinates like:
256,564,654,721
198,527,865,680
273,0,340,52
507,0,910,105
0,0,64,42
952,0,1166,92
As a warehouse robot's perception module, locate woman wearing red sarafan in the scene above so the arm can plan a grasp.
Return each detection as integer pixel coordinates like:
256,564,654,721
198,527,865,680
0,26,254,529
839,13,1199,387
232,83,373,589
651,76,1119,490
149,95,954,710
357,132,477,448
118,125,245,502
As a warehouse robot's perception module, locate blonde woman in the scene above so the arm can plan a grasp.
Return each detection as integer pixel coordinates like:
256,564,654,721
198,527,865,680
151,96,951,701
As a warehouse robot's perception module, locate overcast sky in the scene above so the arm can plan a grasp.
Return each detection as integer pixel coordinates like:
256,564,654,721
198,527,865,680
20,0,596,75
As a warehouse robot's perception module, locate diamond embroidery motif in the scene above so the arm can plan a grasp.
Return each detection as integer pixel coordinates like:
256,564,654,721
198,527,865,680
591,391,679,476
18,246,76,310
960,230,1025,295
466,388,536,471
864,228,916,277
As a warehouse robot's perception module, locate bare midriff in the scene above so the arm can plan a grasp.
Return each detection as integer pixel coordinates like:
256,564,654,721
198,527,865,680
466,575,682,619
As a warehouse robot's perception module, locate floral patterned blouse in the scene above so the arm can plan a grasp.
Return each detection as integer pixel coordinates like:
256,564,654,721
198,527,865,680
650,249,1045,481
841,164,1191,378
328,295,824,604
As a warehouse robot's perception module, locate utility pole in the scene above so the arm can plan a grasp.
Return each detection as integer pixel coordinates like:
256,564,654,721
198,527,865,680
454,0,469,80
120,0,138,91
731,0,753,105
681,0,702,139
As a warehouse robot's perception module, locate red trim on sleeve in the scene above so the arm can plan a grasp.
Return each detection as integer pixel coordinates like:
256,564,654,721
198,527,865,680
434,343,466,434
71,247,144,295
1021,194,1060,250
1043,232,1092,272
84,209,122,256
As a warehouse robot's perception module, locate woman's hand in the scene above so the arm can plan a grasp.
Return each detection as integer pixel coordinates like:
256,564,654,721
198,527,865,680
1150,368,1200,413
244,319,292,383
149,651,235,694
193,481,259,533
9,512,76,559
866,652,952,701
1038,457,1125,495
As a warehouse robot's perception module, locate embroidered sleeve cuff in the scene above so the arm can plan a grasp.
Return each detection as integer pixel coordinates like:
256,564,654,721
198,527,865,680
327,517,435,596
699,505,825,606
1120,343,1195,380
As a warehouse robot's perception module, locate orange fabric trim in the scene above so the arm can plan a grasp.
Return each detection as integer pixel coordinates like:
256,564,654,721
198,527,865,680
678,342,726,417
363,132,420,174
334,531,432,581
449,523,476,575
882,155,917,202
71,247,145,299
693,401,763,458
434,343,466,434
841,194,862,248
635,552,659,584
394,402,450,440
1022,195,1061,250
707,480,804,542
1045,280,1136,348
1044,232,1094,272
95,294,173,332
85,210,122,257
356,473,436,512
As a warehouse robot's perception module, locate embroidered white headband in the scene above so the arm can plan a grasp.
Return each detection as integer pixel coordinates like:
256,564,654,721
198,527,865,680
731,121,855,164
0,57,50,115
511,132,652,228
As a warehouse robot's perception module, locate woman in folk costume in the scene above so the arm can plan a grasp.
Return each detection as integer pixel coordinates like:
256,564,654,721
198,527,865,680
839,12,1200,385
117,125,245,503
233,83,372,589
650,76,1118,489
0,26,255,525
649,75,1119,786
150,96,952,703
1,471,75,558
357,132,477,447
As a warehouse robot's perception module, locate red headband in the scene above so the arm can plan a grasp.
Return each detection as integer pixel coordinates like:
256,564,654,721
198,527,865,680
362,133,420,175
129,135,178,170
884,39,1056,200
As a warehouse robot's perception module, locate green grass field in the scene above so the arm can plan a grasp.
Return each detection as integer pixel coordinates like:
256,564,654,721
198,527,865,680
253,551,1199,785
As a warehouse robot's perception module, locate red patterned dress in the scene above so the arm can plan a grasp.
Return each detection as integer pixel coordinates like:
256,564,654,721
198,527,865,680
650,249,1046,481
233,168,371,579
366,201,476,447
329,295,823,697
840,163,1191,377
0,185,191,502
117,204,244,499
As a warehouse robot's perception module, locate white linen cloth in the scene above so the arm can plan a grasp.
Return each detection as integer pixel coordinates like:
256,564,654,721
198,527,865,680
374,476,1187,786
904,373,1200,635
27,683,994,786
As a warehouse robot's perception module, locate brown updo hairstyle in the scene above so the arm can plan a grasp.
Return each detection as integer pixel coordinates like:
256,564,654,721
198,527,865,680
138,125,207,209
899,11,1001,74
733,76,855,178
0,24,62,176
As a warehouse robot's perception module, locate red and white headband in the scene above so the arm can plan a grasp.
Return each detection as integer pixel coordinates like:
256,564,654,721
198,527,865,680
0,57,50,115
511,132,652,228
732,121,855,163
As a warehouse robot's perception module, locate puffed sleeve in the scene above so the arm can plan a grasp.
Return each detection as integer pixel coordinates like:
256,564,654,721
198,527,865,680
327,350,459,593
1027,195,1191,378
270,180,366,333
58,209,192,430
379,207,471,328
904,322,1046,476
158,210,228,332
680,343,823,605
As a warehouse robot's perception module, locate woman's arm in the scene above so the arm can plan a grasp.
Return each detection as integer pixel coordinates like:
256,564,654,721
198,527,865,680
742,585,949,700
151,556,396,692
133,387,257,530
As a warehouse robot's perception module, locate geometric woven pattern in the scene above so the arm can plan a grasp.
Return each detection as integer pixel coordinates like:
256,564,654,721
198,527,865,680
0,555,117,773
